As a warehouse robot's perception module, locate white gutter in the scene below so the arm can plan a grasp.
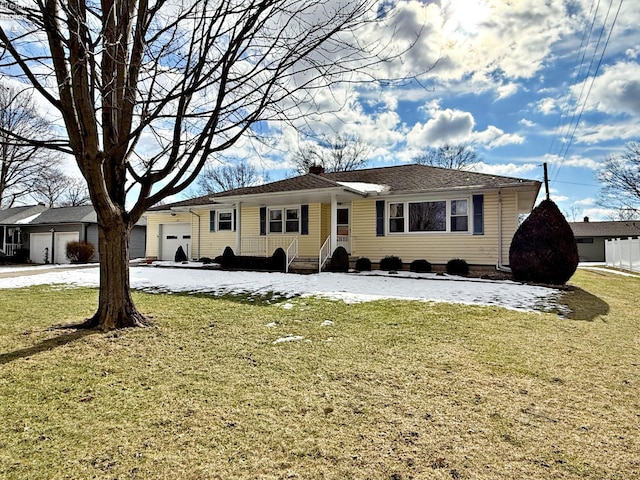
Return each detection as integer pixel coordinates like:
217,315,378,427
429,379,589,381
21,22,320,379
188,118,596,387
189,210,201,261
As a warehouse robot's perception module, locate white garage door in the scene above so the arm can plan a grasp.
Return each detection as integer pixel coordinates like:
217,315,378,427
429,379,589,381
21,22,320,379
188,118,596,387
159,223,191,261
55,232,79,264
29,232,80,264
29,233,51,264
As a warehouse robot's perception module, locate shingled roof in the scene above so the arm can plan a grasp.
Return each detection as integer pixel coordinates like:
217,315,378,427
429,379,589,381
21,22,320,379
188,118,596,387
152,163,540,210
569,220,640,238
0,204,47,224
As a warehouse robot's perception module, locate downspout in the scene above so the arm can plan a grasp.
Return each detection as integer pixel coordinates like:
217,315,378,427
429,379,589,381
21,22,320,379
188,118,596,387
189,210,201,261
496,189,512,273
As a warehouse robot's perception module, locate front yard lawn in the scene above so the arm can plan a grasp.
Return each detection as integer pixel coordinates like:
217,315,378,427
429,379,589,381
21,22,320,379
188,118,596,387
0,269,638,479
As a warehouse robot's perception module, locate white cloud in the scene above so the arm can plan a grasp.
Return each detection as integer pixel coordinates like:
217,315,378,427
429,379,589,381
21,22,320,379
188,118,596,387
496,83,519,100
543,153,600,170
519,118,536,127
407,105,523,149
574,61,640,116
573,121,640,144
407,108,474,147
575,197,595,206
536,97,557,115
582,207,619,221
470,125,524,148
472,162,538,177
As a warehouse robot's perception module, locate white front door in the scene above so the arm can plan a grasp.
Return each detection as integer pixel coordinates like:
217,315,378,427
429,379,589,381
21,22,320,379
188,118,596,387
160,223,191,261
336,207,350,253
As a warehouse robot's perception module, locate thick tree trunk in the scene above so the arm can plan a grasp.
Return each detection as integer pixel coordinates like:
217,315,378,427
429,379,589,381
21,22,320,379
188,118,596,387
81,219,149,330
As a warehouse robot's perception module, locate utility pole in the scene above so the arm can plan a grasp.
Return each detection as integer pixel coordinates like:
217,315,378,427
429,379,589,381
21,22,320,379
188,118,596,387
543,162,550,200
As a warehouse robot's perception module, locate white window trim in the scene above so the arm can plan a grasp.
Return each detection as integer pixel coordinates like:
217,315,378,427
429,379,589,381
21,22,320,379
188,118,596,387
387,197,472,234
267,205,300,234
217,209,235,232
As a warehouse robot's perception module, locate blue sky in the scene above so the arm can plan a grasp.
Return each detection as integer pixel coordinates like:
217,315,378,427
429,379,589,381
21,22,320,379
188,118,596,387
194,0,637,221
6,1,635,220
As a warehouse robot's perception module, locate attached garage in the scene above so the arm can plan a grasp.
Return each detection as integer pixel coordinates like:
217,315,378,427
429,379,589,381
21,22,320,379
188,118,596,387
29,231,79,264
159,223,192,261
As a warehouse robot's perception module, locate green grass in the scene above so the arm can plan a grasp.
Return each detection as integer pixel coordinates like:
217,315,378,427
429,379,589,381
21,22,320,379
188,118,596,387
0,270,639,479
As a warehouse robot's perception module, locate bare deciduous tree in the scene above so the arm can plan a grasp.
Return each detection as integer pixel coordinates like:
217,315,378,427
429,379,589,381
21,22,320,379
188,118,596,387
0,85,55,207
30,167,91,207
196,159,264,194
598,141,640,218
293,134,370,174
414,143,478,170
0,0,421,329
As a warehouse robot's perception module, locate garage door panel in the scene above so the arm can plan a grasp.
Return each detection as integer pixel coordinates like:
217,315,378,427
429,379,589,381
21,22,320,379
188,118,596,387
160,223,191,261
29,233,51,264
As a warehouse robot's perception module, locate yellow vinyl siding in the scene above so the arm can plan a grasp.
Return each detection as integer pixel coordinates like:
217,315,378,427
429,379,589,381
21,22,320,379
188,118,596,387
194,204,322,257
190,208,235,259
349,191,521,266
295,203,320,256
321,204,331,245
144,212,192,258
241,206,261,236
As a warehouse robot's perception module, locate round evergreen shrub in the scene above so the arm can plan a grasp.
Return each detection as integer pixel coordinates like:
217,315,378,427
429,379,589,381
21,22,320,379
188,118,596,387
379,255,403,271
446,258,469,276
271,247,287,272
220,246,236,268
330,246,350,272
355,257,372,272
410,259,432,273
509,199,579,284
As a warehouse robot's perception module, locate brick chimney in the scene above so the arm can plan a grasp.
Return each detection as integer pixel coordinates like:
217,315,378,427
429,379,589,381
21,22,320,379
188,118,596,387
583,216,589,222
309,164,325,175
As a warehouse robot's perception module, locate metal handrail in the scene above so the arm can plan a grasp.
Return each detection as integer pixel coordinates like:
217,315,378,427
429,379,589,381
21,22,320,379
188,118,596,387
285,237,298,273
318,236,331,272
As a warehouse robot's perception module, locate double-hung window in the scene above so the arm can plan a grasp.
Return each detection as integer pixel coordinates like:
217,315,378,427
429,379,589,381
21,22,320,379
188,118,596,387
218,211,233,231
210,210,235,232
450,200,468,232
268,207,300,234
389,203,404,232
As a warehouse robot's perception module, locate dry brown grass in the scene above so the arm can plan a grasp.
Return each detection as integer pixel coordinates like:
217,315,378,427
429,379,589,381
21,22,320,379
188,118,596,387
0,269,638,479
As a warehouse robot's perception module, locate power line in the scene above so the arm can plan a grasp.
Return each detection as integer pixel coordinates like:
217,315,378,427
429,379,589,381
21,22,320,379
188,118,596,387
547,0,624,185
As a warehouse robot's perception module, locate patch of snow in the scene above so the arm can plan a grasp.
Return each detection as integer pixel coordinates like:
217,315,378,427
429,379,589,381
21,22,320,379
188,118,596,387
273,335,304,344
321,320,334,326
281,302,294,309
0,266,563,313
265,322,277,328
336,181,390,195
16,212,42,224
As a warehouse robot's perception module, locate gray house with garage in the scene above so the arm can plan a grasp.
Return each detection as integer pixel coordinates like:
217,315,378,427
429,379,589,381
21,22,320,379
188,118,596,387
569,217,640,262
1,204,146,264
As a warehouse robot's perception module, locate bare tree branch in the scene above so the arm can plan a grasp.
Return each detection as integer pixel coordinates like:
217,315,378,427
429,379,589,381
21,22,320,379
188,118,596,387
0,84,59,207
414,143,479,170
293,133,370,174
598,141,640,218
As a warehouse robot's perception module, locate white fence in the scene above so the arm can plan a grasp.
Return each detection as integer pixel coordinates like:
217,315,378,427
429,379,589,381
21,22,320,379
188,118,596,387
605,237,640,273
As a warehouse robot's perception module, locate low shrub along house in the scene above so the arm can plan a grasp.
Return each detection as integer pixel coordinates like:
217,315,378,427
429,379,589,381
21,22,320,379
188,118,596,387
144,164,541,271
